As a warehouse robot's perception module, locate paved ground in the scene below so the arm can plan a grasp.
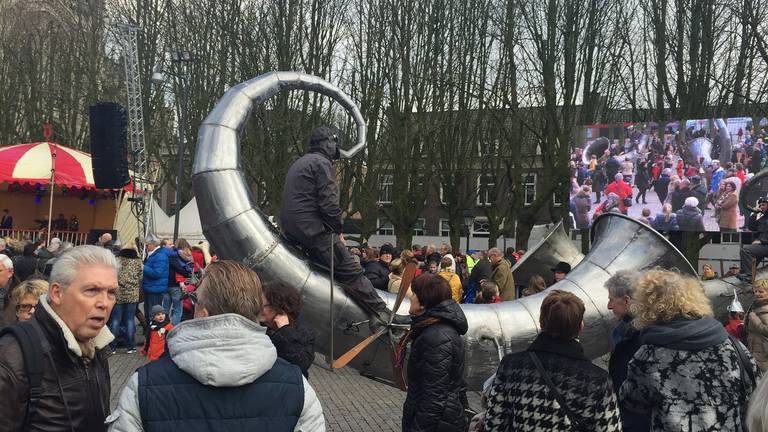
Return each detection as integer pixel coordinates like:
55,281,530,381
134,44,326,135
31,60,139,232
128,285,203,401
587,183,743,231
107,350,482,431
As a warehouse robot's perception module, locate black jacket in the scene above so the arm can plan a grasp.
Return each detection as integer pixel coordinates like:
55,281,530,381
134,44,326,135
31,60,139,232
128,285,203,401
364,260,390,291
267,322,316,378
402,300,468,432
670,187,693,212
0,299,112,431
12,254,39,282
608,316,649,432
653,174,671,202
468,258,492,284
748,211,768,244
280,134,343,244
691,184,708,211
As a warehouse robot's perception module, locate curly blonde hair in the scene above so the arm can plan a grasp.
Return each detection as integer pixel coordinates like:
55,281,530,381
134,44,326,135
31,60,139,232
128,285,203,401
631,269,713,329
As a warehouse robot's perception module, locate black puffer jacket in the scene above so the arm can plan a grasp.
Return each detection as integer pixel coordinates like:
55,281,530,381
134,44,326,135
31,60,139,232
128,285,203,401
280,126,343,244
267,322,316,378
0,296,112,431
402,300,468,432
364,260,390,291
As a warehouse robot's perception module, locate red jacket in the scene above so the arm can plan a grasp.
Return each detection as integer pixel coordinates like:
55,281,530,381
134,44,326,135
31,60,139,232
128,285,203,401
725,319,744,341
604,180,632,212
142,321,174,361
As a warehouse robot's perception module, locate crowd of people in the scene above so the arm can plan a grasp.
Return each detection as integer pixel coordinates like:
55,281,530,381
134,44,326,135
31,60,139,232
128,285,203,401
4,121,768,431
570,124,768,232
5,233,768,431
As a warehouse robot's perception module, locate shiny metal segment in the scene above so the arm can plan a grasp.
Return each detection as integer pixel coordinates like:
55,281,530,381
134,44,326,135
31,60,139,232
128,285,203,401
715,118,732,163
582,137,610,164
193,72,699,390
688,137,713,166
703,273,758,322
511,221,585,286
741,168,768,212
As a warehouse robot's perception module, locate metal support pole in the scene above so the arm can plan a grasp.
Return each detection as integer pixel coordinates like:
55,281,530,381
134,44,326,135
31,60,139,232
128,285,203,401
329,232,335,369
172,62,189,243
46,143,57,245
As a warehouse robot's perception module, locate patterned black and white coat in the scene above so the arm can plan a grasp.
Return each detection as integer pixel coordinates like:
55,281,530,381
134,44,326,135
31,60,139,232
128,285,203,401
483,333,622,432
619,317,759,432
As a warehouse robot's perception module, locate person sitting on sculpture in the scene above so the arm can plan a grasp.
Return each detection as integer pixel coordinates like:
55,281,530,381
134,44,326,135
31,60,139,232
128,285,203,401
739,197,768,282
280,126,407,325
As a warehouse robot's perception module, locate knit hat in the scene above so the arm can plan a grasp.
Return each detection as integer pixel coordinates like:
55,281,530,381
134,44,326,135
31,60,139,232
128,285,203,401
150,305,166,316
379,244,394,256
684,197,699,208
728,290,745,313
551,261,571,274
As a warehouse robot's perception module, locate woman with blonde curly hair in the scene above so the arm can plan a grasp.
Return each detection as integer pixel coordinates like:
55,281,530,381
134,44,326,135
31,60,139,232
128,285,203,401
10,279,48,321
619,269,758,431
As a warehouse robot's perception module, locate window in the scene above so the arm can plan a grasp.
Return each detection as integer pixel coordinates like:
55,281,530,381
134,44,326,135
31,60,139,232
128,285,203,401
378,173,393,204
413,218,426,236
439,184,447,205
377,218,394,236
477,174,496,206
439,219,450,237
478,139,499,157
721,232,740,244
552,191,563,207
472,217,490,238
523,173,536,206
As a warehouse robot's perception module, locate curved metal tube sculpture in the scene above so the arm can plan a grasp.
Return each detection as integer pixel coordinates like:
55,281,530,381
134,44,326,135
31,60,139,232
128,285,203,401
714,118,732,163
582,137,610,164
740,167,768,213
193,72,699,390
688,137,713,166
511,221,584,286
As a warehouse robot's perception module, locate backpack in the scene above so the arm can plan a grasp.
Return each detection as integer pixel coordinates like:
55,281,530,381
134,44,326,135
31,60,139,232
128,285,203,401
0,320,47,430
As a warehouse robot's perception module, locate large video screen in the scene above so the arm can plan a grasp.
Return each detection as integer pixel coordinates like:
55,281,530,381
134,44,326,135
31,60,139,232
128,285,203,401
569,117,768,232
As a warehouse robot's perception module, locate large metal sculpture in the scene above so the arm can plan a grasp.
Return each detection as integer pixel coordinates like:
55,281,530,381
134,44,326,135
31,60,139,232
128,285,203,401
192,72,699,390
511,221,584,286
741,168,768,213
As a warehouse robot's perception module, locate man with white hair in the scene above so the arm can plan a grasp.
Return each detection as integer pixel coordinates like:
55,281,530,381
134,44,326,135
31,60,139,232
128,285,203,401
0,245,118,430
0,254,14,326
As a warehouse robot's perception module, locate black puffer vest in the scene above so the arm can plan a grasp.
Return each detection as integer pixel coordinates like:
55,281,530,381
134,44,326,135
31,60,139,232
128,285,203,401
138,355,305,432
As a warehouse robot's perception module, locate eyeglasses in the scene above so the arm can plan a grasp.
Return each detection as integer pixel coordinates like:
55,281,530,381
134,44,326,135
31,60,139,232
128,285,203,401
16,303,37,312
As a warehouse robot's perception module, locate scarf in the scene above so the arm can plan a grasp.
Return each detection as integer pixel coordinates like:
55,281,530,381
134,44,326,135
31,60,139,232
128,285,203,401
394,316,440,368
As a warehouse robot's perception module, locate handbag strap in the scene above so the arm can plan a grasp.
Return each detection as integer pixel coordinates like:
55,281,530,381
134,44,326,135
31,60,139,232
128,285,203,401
528,351,584,430
728,335,756,389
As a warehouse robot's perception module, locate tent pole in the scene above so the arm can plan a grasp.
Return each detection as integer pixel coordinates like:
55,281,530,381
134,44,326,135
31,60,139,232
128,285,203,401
46,143,57,245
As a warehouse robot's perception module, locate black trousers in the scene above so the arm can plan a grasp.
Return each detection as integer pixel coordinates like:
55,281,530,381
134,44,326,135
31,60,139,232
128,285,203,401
304,233,388,315
740,242,768,276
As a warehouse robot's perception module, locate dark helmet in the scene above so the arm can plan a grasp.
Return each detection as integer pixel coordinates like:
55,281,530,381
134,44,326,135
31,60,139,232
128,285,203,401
759,197,768,205
308,126,340,160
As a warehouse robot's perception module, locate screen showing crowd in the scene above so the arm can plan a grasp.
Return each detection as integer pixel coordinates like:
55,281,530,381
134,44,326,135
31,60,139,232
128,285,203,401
569,117,768,232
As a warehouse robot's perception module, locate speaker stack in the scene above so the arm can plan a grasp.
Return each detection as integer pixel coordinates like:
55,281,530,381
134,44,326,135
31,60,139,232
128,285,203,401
89,102,131,189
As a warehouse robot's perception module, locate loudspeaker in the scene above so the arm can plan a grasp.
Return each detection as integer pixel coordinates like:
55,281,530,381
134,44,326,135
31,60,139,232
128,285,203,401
89,102,130,189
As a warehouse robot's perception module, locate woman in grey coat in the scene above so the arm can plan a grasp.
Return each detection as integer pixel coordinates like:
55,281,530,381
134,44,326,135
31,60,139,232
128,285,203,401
619,270,759,431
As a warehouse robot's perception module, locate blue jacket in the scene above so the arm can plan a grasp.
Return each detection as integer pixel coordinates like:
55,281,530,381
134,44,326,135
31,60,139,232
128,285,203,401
143,248,169,294
710,167,725,193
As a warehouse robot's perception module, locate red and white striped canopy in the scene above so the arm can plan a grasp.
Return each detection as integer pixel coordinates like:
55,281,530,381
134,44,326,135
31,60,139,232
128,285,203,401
0,142,127,190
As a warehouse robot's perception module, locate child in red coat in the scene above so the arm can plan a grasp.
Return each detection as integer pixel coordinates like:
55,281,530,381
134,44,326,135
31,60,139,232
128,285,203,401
141,305,174,361
724,289,745,341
